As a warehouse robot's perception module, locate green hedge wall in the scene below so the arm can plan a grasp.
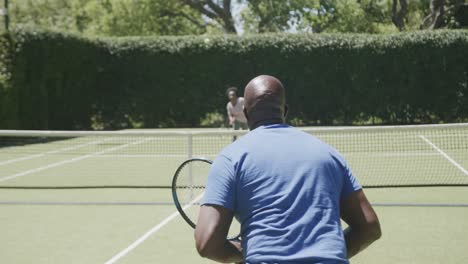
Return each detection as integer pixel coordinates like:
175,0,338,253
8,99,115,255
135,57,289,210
1,28,467,129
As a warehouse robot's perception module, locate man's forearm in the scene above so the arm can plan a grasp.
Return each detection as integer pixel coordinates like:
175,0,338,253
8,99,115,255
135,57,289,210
200,240,243,263
344,227,379,259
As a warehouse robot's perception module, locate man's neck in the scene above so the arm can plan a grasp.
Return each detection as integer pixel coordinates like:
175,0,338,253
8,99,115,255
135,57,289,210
250,118,284,130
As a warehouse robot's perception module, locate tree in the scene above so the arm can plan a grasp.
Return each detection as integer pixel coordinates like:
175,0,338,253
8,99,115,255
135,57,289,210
10,0,206,36
421,0,468,29
9,0,466,36
241,0,399,33
180,0,237,33
241,0,318,33
87,0,206,36
178,0,342,34
10,0,89,32
392,0,408,31
323,0,394,33
421,0,445,29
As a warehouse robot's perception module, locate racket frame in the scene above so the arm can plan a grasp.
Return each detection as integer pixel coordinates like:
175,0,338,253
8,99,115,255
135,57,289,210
171,157,241,241
171,158,212,229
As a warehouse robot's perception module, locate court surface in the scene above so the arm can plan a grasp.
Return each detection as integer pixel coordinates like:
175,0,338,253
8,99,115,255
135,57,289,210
1,125,467,263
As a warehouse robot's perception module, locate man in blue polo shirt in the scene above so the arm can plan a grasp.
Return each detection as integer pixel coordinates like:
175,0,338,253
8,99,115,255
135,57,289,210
195,75,381,263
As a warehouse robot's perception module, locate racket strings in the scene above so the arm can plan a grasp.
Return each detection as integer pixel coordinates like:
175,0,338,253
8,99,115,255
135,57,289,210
172,158,242,240
173,159,211,224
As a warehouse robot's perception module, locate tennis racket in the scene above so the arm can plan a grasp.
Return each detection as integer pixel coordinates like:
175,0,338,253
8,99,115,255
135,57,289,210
171,158,241,240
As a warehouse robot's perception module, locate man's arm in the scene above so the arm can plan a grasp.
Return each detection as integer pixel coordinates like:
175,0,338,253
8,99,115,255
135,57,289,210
227,105,235,125
341,189,381,259
195,205,243,263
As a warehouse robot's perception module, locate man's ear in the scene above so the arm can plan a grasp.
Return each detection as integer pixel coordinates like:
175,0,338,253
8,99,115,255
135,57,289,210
284,104,289,119
243,107,249,121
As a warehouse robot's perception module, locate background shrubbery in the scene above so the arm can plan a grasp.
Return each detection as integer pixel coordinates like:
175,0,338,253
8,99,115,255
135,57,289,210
0,28,467,129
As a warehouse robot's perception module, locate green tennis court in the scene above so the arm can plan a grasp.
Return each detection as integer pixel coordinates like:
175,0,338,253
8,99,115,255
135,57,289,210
1,124,468,263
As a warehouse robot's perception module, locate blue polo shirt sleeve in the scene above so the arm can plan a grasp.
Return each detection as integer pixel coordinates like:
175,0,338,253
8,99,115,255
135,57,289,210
202,154,237,211
341,161,362,198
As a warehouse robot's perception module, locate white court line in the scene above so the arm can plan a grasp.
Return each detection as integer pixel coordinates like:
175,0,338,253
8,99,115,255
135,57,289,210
0,138,151,183
104,193,204,264
419,135,468,176
0,138,112,166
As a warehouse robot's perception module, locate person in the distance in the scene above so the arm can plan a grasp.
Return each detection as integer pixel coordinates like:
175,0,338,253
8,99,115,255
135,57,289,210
226,87,248,131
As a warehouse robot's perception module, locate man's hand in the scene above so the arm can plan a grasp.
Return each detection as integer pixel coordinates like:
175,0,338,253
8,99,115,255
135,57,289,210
229,116,235,125
230,240,243,264
230,239,242,252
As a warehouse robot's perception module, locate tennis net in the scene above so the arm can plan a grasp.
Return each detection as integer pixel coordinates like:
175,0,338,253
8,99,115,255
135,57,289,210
0,123,467,189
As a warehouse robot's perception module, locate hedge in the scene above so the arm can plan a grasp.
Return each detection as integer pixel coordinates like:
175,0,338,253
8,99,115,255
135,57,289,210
0,28,467,129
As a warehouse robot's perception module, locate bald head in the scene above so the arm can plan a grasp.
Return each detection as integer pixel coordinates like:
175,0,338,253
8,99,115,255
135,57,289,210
243,75,287,129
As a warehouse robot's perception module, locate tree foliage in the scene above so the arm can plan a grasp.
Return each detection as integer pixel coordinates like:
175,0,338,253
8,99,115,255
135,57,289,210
7,0,468,35
10,0,206,36
180,0,237,33
421,0,468,29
